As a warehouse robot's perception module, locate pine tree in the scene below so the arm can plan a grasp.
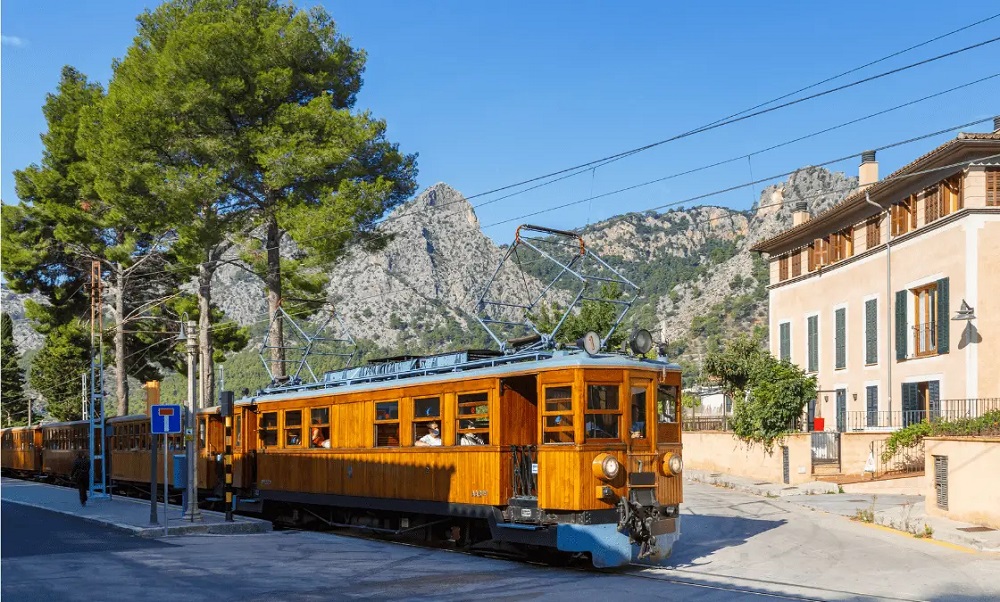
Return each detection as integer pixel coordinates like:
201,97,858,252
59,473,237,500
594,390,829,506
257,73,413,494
93,0,417,379
1,314,30,426
29,321,90,422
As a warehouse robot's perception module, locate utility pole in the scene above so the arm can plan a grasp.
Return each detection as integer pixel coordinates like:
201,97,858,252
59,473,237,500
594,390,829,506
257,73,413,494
183,318,202,521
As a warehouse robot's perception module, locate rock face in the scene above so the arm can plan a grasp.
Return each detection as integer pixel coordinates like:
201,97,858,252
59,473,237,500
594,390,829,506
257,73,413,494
8,168,856,374
0,284,45,351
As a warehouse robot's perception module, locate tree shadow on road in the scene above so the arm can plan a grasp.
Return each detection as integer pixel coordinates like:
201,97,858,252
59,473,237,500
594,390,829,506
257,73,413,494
667,510,786,568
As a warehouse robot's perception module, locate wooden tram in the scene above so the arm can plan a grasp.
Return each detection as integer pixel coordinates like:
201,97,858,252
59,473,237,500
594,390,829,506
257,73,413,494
1,224,685,567
229,348,683,566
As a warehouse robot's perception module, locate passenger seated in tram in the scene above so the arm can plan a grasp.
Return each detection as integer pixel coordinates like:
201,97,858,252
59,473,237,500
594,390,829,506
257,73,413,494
630,403,646,439
415,421,441,446
310,425,330,448
459,421,485,446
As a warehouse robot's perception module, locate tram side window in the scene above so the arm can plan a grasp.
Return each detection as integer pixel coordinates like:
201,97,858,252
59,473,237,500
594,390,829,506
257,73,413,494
198,419,207,448
413,397,441,445
543,386,574,443
630,383,648,439
375,401,399,447
658,384,678,423
259,412,279,447
457,392,489,445
585,385,621,440
284,410,303,446
310,408,330,448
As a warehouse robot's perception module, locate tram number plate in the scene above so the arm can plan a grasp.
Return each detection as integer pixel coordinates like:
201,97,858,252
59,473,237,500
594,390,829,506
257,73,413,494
471,490,488,498
530,463,538,474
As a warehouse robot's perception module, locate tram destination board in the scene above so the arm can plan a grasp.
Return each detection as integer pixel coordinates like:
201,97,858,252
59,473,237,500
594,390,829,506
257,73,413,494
151,405,183,434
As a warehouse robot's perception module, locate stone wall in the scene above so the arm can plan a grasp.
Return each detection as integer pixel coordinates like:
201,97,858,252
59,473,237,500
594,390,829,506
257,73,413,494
683,432,813,485
924,437,1000,529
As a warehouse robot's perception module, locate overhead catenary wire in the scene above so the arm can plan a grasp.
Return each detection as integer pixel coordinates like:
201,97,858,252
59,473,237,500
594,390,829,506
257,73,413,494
463,32,1000,203
480,116,999,229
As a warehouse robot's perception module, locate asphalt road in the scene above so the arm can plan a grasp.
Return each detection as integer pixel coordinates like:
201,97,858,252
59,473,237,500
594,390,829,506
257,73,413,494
2,482,999,601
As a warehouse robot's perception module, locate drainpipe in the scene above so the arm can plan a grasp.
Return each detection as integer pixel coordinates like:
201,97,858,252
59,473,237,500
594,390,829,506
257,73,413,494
865,191,892,419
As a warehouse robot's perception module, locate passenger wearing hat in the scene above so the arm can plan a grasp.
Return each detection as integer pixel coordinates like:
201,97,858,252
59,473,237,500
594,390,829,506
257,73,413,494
415,421,442,446
460,421,485,446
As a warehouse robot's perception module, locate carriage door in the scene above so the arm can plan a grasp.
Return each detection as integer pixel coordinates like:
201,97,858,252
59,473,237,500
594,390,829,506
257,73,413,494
234,408,256,488
500,375,538,501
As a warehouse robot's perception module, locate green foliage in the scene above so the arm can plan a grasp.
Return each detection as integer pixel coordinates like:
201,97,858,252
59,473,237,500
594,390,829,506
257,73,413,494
95,0,418,336
2,67,104,332
1,314,30,425
704,334,816,450
29,321,91,422
882,410,1000,462
531,283,628,350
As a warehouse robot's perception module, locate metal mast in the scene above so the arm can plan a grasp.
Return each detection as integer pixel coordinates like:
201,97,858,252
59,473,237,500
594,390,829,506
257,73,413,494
89,260,109,499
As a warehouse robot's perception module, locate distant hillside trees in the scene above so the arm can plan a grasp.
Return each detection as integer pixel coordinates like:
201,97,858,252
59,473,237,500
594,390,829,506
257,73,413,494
95,0,417,382
1,314,30,426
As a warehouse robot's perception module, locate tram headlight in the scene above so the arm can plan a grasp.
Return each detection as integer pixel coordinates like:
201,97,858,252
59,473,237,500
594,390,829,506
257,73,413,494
661,452,683,476
592,453,621,481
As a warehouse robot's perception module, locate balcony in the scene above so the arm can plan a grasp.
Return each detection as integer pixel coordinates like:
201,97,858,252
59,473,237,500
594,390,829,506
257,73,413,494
842,398,1000,432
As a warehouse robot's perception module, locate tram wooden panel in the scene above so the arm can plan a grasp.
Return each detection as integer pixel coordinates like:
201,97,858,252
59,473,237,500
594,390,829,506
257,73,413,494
255,447,504,506
536,446,626,510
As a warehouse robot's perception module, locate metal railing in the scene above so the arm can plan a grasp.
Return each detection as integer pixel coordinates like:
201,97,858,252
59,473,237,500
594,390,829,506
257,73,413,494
870,438,924,480
683,415,803,433
844,398,1000,432
510,445,537,499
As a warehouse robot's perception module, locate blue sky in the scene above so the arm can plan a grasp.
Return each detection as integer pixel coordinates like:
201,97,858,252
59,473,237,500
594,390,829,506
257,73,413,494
2,1,998,244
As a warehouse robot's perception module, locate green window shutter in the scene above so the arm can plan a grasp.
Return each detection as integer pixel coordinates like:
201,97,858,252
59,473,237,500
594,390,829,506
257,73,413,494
902,382,920,427
835,308,846,369
895,290,907,360
928,380,941,419
936,278,949,354
807,316,818,372
865,299,877,364
866,385,878,427
779,322,790,361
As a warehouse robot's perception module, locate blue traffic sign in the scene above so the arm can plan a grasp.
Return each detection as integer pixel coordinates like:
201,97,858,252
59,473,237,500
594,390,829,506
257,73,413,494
151,405,183,434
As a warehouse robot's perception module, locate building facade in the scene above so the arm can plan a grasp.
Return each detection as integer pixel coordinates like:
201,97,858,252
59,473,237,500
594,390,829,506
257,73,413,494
752,123,1000,432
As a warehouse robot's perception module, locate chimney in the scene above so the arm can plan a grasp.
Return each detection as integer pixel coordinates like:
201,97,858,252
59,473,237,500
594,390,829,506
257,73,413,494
792,200,810,226
994,115,1000,133
859,150,878,190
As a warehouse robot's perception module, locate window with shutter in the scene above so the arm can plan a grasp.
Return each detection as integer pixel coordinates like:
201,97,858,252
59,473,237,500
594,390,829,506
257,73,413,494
807,315,818,373
778,255,789,281
902,382,920,427
866,385,878,427
924,187,940,224
987,169,999,206
936,277,949,354
866,216,880,249
834,308,846,370
912,282,943,357
940,174,962,213
791,251,801,277
779,322,790,362
865,299,877,365
895,290,907,360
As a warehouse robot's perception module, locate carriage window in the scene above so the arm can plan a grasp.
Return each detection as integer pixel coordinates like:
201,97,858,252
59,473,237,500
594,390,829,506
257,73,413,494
657,384,678,423
457,392,489,445
413,397,441,445
630,382,649,439
543,386,574,443
310,407,330,448
375,401,399,447
235,413,242,449
129,424,137,451
585,385,621,440
259,412,278,447
284,410,303,446
198,419,207,448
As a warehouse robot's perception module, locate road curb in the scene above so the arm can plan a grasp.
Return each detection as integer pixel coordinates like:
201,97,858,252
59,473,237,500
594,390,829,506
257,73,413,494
2,498,272,538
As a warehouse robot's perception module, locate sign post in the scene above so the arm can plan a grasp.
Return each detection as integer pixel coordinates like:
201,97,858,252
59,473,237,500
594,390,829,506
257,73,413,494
151,405,182,537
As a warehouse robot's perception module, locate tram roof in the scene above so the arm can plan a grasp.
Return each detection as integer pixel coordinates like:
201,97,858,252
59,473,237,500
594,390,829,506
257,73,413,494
238,349,680,406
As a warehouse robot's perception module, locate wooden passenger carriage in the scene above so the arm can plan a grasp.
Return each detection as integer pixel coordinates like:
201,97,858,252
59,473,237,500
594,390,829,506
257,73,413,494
231,349,684,566
0,425,42,475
